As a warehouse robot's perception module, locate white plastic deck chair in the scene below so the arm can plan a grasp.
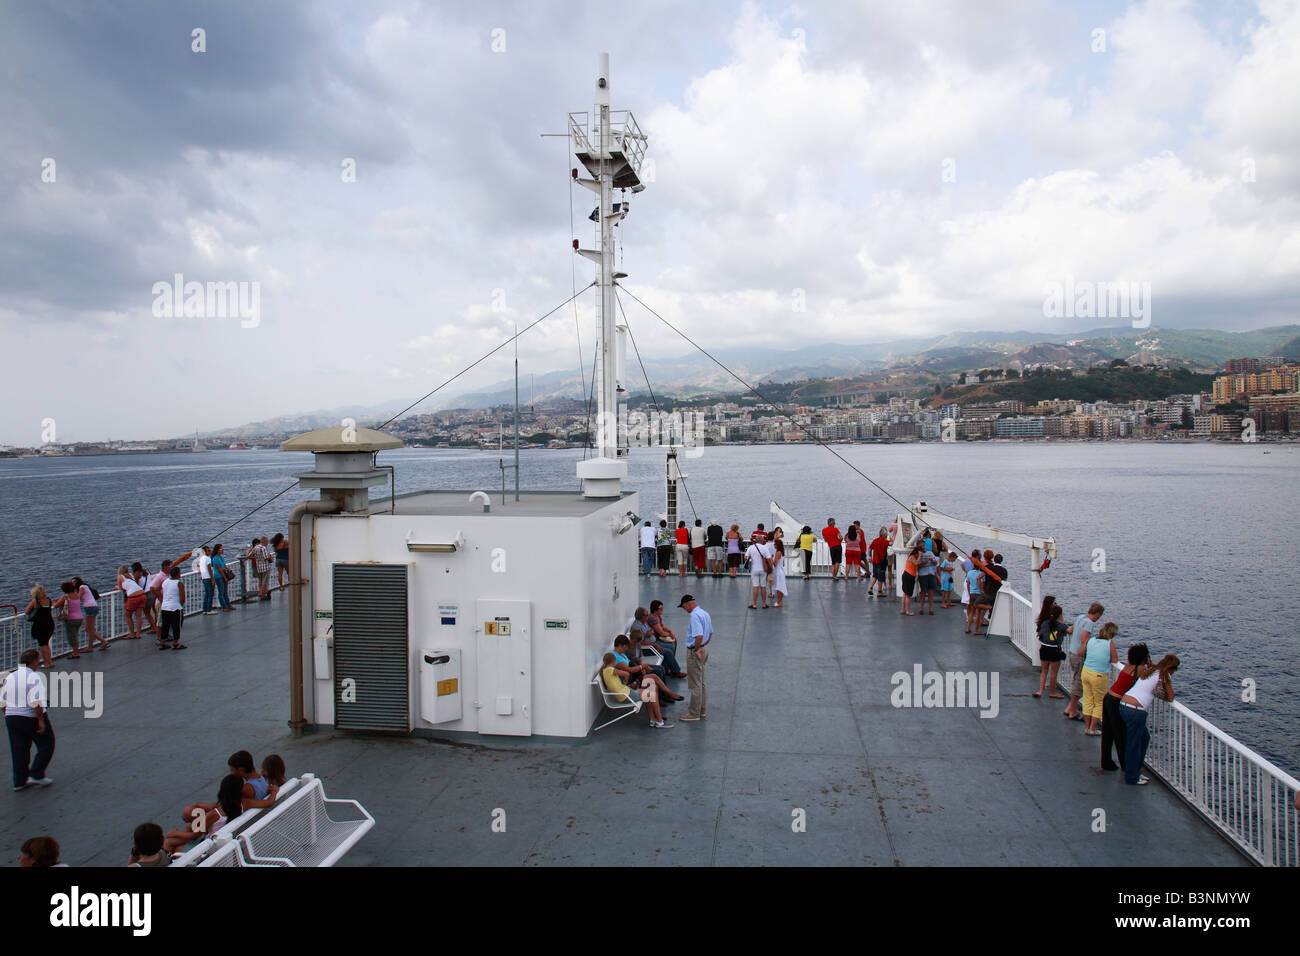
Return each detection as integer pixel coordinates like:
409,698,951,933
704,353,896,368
592,673,643,731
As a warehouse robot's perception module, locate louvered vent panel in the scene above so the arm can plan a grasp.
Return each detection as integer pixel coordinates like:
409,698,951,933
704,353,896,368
332,564,410,732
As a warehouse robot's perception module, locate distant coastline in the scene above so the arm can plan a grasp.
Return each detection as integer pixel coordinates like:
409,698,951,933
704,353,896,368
5,434,1296,460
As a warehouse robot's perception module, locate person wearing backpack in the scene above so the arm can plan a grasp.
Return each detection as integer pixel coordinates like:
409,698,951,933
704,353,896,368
1033,602,1068,699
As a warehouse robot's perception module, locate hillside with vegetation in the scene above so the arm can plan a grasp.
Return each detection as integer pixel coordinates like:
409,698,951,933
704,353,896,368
928,363,1215,408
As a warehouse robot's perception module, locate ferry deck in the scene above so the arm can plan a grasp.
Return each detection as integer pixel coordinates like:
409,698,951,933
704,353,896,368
1,575,1246,867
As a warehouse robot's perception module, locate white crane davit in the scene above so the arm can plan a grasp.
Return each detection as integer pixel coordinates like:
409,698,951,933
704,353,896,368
895,501,1056,622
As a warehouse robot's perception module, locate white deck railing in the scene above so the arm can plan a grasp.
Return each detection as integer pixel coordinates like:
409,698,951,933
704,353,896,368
987,585,1037,659
1146,699,1300,866
989,585,1299,866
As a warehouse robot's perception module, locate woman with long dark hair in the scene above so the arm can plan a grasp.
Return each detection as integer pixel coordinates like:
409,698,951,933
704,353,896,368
132,563,159,635
1033,603,1067,698
271,532,290,590
117,565,146,640
72,576,108,651
211,544,236,612
1101,643,1150,773
51,581,84,659
1118,654,1180,786
165,774,247,854
900,545,920,616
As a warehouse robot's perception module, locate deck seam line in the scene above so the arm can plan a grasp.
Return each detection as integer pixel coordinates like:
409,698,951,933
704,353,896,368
930,638,1085,865
708,592,749,866
822,580,902,865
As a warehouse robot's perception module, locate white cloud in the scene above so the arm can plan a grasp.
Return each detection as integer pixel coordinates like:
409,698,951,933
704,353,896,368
1,0,1297,443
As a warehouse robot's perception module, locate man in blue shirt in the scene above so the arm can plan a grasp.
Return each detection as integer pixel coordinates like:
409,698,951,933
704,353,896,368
677,595,711,722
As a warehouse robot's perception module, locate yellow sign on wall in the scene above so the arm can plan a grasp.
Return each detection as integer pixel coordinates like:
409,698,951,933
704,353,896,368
437,678,458,697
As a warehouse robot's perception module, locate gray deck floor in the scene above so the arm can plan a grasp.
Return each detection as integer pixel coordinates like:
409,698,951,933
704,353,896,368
2,576,1247,866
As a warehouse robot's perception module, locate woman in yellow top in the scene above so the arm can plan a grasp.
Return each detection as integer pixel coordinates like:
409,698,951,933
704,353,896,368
798,526,816,580
601,652,671,728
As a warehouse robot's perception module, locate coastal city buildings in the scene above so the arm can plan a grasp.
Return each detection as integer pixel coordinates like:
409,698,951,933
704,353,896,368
5,357,1297,457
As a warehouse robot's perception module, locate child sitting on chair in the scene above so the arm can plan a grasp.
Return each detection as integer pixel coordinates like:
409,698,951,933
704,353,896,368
164,774,246,855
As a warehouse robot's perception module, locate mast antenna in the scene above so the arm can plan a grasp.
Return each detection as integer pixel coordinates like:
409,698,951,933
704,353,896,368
571,53,648,498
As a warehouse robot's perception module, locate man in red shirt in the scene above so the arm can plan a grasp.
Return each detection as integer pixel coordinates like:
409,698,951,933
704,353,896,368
867,528,890,598
822,519,843,580
749,523,768,544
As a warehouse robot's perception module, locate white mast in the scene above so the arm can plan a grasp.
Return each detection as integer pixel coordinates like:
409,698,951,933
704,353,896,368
572,53,647,497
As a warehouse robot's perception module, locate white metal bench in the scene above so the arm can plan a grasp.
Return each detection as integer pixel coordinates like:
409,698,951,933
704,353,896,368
174,774,373,867
233,772,374,867
170,777,304,866
592,673,643,731
195,838,288,867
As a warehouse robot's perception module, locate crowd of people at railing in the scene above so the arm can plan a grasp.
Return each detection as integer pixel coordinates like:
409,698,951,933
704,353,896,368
3,528,297,864
638,516,1007,618
1032,596,1181,786
13,532,291,662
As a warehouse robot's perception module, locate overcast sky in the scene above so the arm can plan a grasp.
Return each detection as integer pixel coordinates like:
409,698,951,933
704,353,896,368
1,0,1297,444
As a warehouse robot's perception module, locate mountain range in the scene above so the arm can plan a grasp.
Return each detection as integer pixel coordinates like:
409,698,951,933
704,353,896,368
206,324,1300,437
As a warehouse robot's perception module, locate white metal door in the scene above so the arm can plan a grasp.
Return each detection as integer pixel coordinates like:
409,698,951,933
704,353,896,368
475,599,531,736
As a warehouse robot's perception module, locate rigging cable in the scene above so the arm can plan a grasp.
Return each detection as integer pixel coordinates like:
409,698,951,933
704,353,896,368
615,285,990,565
194,285,595,550
618,292,699,524
376,284,593,431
